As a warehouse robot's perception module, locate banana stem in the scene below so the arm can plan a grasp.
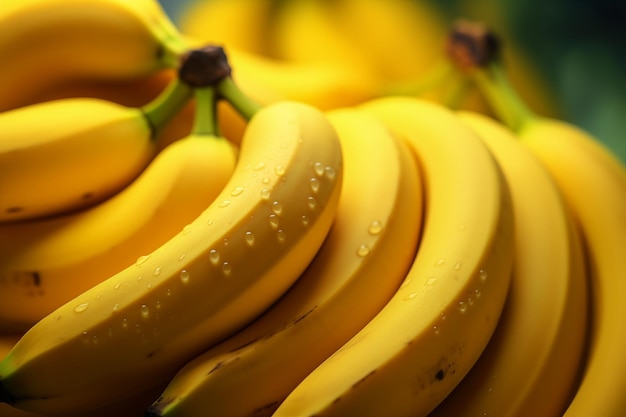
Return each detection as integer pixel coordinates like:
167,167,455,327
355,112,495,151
470,62,537,133
217,77,262,121
141,78,193,139
191,87,219,137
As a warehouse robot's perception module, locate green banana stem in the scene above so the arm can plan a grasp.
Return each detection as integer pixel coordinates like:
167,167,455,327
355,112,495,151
191,87,220,137
470,62,537,133
217,77,263,122
445,19,537,132
141,78,193,140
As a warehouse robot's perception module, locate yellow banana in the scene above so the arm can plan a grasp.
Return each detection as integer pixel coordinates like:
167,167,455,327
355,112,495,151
178,0,277,57
0,76,192,222
429,110,589,416
0,68,343,415
273,96,514,417
447,28,626,415
0,0,186,112
145,107,424,417
0,86,237,332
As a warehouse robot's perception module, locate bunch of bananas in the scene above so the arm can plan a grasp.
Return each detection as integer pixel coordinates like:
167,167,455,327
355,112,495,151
0,1,624,417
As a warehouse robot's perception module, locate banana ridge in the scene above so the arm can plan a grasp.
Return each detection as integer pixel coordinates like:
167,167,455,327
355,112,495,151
273,96,514,417
145,107,424,417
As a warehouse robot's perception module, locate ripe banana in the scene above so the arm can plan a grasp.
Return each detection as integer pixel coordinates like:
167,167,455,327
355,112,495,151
430,111,589,416
0,76,192,222
179,0,277,56
145,107,424,417
0,87,343,414
449,29,626,415
0,0,186,112
0,86,237,331
274,96,514,417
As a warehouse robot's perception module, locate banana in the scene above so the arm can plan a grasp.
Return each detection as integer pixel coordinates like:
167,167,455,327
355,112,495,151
145,107,424,417
0,0,186,112
0,70,343,415
0,75,192,222
429,110,589,416
447,27,626,416
273,96,514,417
179,0,278,57
0,86,237,331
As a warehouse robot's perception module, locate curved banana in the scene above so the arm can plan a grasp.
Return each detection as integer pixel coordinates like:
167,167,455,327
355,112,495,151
0,76,192,222
0,81,343,415
429,111,589,416
273,97,514,417
0,86,237,331
0,0,186,112
449,29,626,415
145,107,424,417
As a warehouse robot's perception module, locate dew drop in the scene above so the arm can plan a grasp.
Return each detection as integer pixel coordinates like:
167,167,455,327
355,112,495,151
231,186,245,196
107,327,114,337
136,275,143,282
368,220,383,235
207,219,214,226
74,303,89,313
245,231,255,246
277,229,287,243
180,269,190,283
140,304,150,319
136,255,150,266
314,162,325,176
425,277,438,287
453,261,462,271
400,278,413,289
435,259,445,267
310,177,320,193
96,292,103,300
182,224,193,235
474,289,482,298
433,326,440,335
178,253,186,262
153,266,162,276
440,312,447,321
122,318,129,329
222,262,232,276
271,201,283,215
112,303,120,313
356,244,370,257
219,200,231,208
479,269,488,282
459,301,468,313
155,301,161,310
253,162,265,171
262,176,270,184
260,188,271,200
166,288,172,297
223,237,230,246
467,297,474,306
275,165,285,176
301,215,310,226
404,292,417,300
269,214,280,229
209,249,220,265
307,196,317,210
81,331,89,344
324,166,336,180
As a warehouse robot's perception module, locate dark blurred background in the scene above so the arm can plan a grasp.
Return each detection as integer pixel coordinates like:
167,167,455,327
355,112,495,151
158,0,625,164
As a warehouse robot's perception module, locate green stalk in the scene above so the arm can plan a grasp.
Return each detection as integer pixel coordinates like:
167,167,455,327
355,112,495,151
216,77,263,122
141,78,193,139
191,87,219,137
470,62,537,133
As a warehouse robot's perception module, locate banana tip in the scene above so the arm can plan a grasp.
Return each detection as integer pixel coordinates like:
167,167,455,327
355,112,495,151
0,381,14,404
